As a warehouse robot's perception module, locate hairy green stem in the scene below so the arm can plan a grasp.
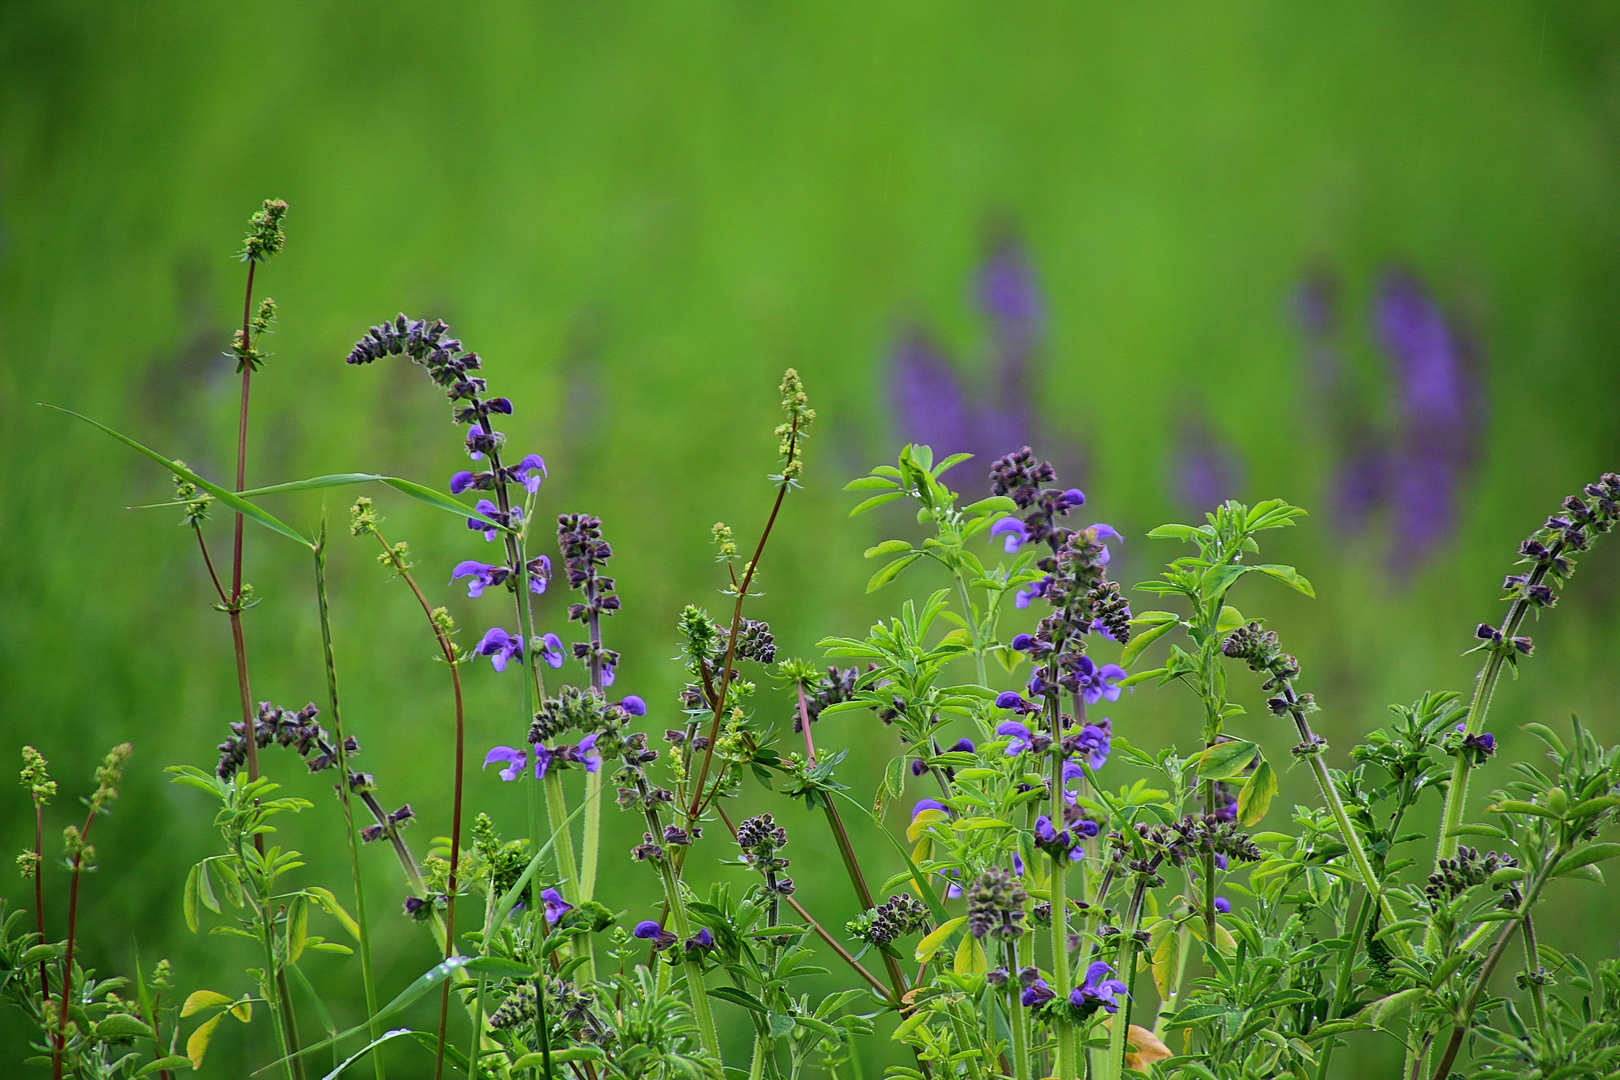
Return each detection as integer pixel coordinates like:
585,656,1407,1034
1004,939,1031,1080
1313,889,1372,1080
656,861,721,1059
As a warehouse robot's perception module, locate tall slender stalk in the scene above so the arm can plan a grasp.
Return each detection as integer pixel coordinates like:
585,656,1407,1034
32,802,48,1004
1046,672,1076,1080
312,529,384,1080
51,827,89,1080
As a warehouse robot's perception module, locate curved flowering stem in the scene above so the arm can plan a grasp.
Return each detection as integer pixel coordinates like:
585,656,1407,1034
1432,476,1618,877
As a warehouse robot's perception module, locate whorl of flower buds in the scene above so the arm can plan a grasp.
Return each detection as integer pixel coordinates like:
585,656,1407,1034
988,447,1057,511
1141,815,1265,869
1426,846,1520,906
344,314,517,439
530,684,614,745
722,618,776,665
558,514,622,643
1221,622,1304,693
846,893,930,947
488,982,537,1030
966,867,1029,941
737,814,791,873
218,705,358,780
988,447,1089,551
776,368,816,482
1086,580,1133,644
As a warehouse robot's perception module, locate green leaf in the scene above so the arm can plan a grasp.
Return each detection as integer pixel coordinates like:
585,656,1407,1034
1120,617,1179,668
45,405,311,547
849,491,905,517
1360,988,1426,1030
95,1014,157,1040
304,887,360,942
187,1013,224,1069
197,861,220,914
962,496,1018,517
235,472,510,534
318,1027,417,1080
708,986,769,1014
1147,523,1202,542
1554,843,1620,877
1250,564,1315,598
1195,740,1259,782
953,933,987,976
867,553,924,593
136,1058,193,1077
865,540,913,559
1215,606,1247,633
181,990,235,1018
280,956,529,1066
845,476,899,491
511,1047,605,1067
287,893,309,961
183,865,200,933
1520,722,1568,757
1237,761,1277,826
914,917,968,963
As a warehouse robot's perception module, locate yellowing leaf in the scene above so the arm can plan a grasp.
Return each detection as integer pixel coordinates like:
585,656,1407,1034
1151,931,1179,998
953,933,987,976
229,997,252,1023
187,1012,225,1069
180,990,233,1018
914,916,968,963
1238,760,1278,827
907,809,949,843
1125,1024,1174,1069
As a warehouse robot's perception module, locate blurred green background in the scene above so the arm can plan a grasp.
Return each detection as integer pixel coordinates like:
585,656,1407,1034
4,2,1620,1075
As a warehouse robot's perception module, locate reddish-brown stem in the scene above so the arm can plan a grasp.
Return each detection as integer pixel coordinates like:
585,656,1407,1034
687,417,799,818
52,809,97,1080
194,527,228,605
374,532,464,1080
33,804,48,1003
231,259,261,792
795,683,818,766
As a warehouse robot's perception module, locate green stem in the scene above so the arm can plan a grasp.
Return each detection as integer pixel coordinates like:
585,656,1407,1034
1102,875,1151,1080
313,532,384,1080
657,861,721,1060
1047,684,1076,1080
1313,889,1372,1080
1004,940,1031,1080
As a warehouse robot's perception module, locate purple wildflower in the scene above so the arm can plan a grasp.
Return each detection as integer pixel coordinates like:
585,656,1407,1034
1214,897,1231,914
620,695,647,716
1070,960,1128,1013
991,516,1028,553
476,627,523,672
577,733,602,774
541,887,573,924
997,720,1034,755
537,632,565,669
468,499,504,541
633,920,678,950
452,560,508,598
515,454,547,494
1021,977,1056,1008
450,471,476,495
911,798,950,821
482,745,527,782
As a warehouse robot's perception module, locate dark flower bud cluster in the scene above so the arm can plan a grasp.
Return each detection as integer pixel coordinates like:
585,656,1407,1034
218,701,360,781
531,684,614,744
988,447,1086,550
630,833,666,862
488,982,537,1030
1142,815,1265,869
722,618,776,664
1426,846,1520,906
845,893,930,947
736,814,791,875
558,513,622,679
794,666,860,732
1448,722,1498,765
1221,622,1302,692
966,867,1029,940
1488,475,1620,653
345,315,492,415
